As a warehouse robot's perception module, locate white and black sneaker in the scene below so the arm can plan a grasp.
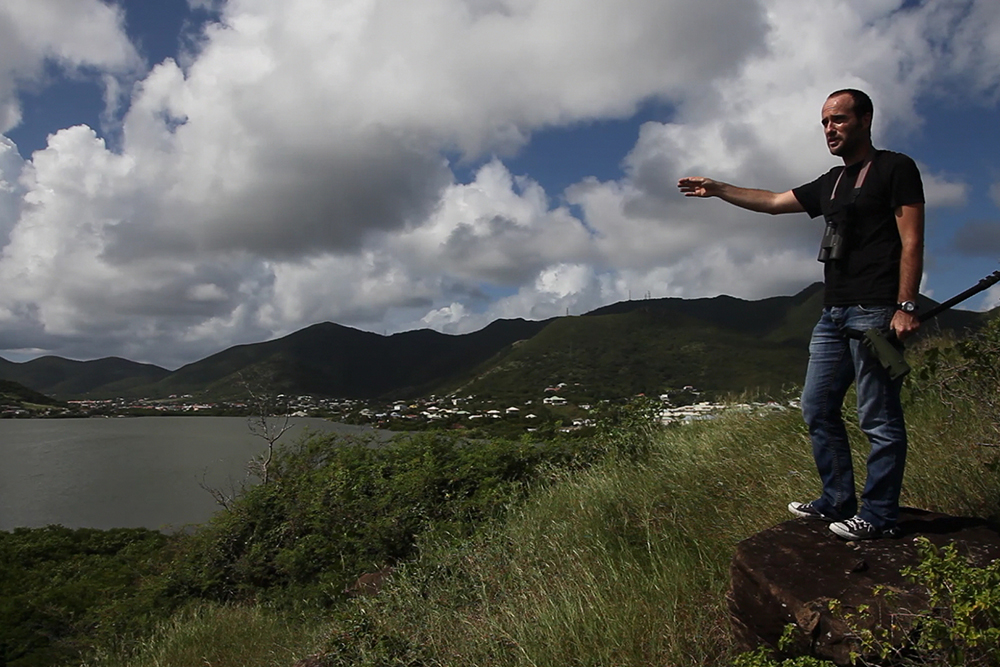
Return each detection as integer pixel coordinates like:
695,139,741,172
829,515,896,540
787,501,837,522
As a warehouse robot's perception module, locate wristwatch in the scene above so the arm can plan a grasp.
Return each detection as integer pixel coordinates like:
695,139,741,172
897,300,919,314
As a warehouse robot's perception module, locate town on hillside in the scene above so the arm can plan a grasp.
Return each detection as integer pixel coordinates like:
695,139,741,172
3,381,797,433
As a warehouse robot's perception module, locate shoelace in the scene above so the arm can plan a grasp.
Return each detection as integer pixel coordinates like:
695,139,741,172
843,516,873,531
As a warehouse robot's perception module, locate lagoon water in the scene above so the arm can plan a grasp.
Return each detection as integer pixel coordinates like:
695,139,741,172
0,416,382,532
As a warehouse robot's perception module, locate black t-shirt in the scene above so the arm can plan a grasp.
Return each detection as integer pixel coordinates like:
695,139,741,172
792,149,924,306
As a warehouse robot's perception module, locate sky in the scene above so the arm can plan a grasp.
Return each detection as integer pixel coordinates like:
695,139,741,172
1,0,999,370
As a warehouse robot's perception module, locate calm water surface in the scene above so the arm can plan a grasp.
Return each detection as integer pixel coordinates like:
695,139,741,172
0,416,382,531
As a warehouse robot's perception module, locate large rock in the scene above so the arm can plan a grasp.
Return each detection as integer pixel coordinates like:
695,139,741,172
729,508,1000,664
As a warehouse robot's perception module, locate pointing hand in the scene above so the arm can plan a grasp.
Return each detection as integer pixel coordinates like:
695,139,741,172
677,177,719,198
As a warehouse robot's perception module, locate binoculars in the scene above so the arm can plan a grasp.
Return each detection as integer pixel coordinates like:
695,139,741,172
818,201,855,262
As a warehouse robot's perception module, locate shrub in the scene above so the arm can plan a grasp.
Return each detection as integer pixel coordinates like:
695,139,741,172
0,526,172,667
166,430,605,607
852,537,1000,666
915,316,1000,445
733,538,1000,667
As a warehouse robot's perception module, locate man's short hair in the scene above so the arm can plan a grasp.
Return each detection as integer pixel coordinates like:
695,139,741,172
828,88,873,121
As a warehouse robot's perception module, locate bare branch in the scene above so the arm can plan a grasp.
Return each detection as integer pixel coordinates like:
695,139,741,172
237,370,294,485
197,469,245,510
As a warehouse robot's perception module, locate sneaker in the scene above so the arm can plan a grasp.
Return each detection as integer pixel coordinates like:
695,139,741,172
829,515,891,540
787,501,837,521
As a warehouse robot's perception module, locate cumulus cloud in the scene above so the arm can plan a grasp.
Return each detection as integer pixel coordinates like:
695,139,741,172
0,0,141,133
0,136,24,248
924,0,1000,100
921,170,968,209
1,0,999,366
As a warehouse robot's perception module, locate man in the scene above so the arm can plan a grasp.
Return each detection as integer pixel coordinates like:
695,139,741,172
677,89,925,540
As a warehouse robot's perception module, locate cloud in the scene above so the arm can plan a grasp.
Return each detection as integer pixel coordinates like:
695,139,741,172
2,0,1000,366
420,302,469,330
0,0,141,133
976,283,1000,312
921,169,968,209
0,136,24,248
2,0,768,364
953,220,1000,258
925,0,1000,101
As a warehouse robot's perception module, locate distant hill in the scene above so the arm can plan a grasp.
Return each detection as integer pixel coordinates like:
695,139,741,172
0,379,64,412
448,285,987,401
0,318,552,401
446,286,824,401
0,356,171,398
0,284,991,402
136,317,553,400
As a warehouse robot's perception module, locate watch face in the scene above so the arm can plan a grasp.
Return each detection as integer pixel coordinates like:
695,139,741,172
901,301,917,313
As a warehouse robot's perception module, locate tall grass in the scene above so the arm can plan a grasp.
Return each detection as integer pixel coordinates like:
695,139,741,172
84,601,326,667
86,366,1000,666
317,395,1000,667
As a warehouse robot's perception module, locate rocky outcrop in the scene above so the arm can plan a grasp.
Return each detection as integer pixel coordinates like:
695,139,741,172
729,508,1000,665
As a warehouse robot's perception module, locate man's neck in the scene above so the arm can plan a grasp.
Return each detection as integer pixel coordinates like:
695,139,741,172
842,142,874,167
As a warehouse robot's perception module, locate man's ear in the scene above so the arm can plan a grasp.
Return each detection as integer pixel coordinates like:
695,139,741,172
861,112,873,131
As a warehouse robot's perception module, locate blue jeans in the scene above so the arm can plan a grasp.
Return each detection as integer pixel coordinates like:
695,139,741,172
800,305,907,528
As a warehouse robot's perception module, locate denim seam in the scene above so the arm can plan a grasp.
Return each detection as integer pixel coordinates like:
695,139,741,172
828,337,850,512
816,312,851,514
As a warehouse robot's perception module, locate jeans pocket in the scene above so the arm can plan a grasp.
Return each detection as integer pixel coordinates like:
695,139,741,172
849,305,894,332
856,304,894,315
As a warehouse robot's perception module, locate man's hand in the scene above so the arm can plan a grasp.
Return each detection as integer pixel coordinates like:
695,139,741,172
677,176,721,198
891,310,920,341
676,177,805,214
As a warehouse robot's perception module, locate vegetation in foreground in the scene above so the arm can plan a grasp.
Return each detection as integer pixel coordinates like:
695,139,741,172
4,321,1000,667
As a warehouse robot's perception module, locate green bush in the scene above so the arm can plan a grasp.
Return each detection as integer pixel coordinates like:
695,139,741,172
914,315,1000,447
295,348,1000,667
734,538,1000,667
853,537,1000,666
166,431,606,607
733,625,831,667
2,428,610,667
0,526,172,667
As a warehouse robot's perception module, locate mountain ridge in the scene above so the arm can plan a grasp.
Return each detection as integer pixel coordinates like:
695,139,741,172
0,284,990,402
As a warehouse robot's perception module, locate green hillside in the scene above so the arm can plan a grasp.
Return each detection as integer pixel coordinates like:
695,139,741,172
0,379,64,414
137,318,554,400
444,285,989,403
0,283,991,402
450,300,814,402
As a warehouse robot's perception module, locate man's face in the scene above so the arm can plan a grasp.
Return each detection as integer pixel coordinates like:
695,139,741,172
821,94,870,158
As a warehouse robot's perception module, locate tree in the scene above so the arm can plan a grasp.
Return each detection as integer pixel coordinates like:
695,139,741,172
242,373,292,485
201,372,294,508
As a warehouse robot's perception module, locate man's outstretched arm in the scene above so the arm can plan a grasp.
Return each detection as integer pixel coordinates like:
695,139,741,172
677,177,805,215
